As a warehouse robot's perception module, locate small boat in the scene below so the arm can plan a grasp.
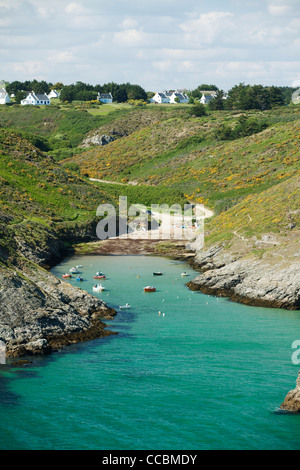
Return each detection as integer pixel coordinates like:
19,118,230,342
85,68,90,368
93,284,105,292
62,273,72,278
153,272,163,276
70,267,79,274
76,276,83,282
93,272,106,279
119,303,131,309
144,286,156,292
76,265,83,268
181,272,189,276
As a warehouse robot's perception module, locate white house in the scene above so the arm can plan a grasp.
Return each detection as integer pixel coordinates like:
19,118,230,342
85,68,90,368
200,94,214,105
169,91,189,104
0,88,10,104
150,90,189,104
150,92,169,104
47,89,60,99
21,91,50,106
97,92,113,103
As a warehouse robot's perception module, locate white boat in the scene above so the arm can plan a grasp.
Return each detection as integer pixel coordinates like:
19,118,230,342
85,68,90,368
93,284,105,292
70,267,79,274
181,272,189,277
119,303,131,309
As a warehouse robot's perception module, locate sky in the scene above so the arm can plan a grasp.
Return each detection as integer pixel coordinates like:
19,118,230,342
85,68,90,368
0,0,300,92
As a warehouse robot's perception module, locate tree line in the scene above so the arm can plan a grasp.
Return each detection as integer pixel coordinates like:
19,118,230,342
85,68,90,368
206,83,296,111
6,80,148,103
4,79,297,109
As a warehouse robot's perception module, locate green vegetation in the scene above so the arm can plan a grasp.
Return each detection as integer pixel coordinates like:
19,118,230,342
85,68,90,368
0,93,299,261
63,105,299,213
0,104,133,160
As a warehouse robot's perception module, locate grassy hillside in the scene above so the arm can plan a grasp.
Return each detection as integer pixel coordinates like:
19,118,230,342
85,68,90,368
0,128,122,262
205,172,300,245
0,103,132,160
0,102,299,257
65,105,300,211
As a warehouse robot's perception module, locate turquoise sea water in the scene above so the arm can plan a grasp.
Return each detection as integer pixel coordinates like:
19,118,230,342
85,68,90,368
1,254,300,450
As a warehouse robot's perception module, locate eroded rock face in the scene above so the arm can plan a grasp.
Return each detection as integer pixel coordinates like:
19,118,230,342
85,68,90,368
0,262,116,357
81,134,115,147
280,372,300,413
188,245,300,310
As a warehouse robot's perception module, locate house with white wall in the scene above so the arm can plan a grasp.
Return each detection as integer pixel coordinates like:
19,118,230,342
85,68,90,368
200,94,214,105
0,88,10,104
47,89,60,99
21,91,50,106
97,92,113,103
150,92,170,104
169,91,189,103
150,90,189,104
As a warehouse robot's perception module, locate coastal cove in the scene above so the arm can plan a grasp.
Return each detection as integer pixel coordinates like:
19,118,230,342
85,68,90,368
1,253,300,450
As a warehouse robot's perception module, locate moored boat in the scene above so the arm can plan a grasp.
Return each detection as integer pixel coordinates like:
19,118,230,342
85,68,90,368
119,303,131,309
93,272,106,279
153,272,163,276
93,284,105,292
181,272,189,276
70,267,79,274
76,276,83,282
144,286,156,292
62,273,72,278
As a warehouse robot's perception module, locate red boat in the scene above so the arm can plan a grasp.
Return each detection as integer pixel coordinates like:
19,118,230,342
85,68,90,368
93,272,106,279
144,286,156,292
62,274,72,278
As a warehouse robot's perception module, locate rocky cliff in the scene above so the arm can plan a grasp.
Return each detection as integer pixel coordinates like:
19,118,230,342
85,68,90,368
0,210,116,359
0,258,116,358
188,232,300,310
280,371,300,413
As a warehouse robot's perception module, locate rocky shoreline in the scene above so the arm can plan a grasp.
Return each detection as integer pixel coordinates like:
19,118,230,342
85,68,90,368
0,258,116,359
280,372,300,413
187,242,300,311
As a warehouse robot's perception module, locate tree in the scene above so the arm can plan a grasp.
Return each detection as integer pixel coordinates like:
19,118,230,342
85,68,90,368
51,82,64,91
189,102,207,117
268,86,285,107
59,84,76,102
208,90,225,110
14,91,26,103
225,83,286,111
6,81,23,95
197,84,219,91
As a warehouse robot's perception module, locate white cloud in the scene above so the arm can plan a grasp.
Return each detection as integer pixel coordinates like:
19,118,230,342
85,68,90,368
121,17,138,29
180,11,234,46
268,4,292,16
65,2,87,15
0,0,299,90
113,29,147,47
48,50,76,64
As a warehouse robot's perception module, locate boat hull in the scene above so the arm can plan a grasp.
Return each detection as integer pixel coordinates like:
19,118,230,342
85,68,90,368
144,286,156,292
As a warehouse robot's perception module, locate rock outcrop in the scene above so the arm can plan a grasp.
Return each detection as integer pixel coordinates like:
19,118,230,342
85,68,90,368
280,372,300,413
81,134,115,147
188,244,300,310
0,261,116,358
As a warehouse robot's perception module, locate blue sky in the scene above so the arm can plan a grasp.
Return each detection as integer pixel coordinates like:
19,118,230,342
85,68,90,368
0,0,299,91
